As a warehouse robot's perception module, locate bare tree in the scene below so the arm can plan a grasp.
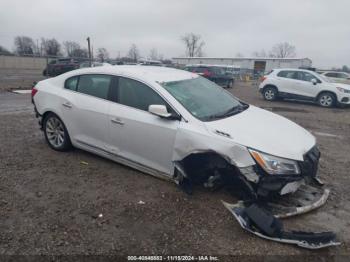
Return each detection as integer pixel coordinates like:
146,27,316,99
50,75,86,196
72,48,88,58
270,42,296,58
342,65,349,73
63,41,88,58
235,52,244,58
14,36,35,55
127,44,140,62
181,33,205,57
0,45,12,55
63,41,79,57
41,38,61,56
97,48,109,62
252,49,268,57
149,48,159,60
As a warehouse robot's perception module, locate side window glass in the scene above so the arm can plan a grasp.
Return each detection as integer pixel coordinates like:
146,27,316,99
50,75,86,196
118,77,168,112
326,72,337,77
302,72,316,82
277,71,295,79
292,72,304,80
65,76,78,91
77,75,112,99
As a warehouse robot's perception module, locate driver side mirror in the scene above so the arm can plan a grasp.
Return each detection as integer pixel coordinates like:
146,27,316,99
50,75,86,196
148,105,173,119
311,78,318,85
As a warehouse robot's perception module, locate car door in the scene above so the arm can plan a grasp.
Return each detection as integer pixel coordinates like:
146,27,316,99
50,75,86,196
293,71,321,98
275,70,299,95
108,76,180,176
60,74,112,152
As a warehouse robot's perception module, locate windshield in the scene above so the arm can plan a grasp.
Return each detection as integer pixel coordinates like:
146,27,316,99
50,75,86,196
161,77,245,121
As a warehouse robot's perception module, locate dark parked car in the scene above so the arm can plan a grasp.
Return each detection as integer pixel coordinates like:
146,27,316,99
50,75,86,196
185,65,235,88
43,58,80,77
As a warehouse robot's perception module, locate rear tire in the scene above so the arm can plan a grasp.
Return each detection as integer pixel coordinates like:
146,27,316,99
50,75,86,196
43,113,72,151
317,92,336,108
263,86,278,101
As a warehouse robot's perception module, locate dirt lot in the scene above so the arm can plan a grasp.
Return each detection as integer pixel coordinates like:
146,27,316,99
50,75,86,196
0,78,350,259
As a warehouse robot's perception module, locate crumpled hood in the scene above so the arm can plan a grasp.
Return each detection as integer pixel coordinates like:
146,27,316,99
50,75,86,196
205,105,316,161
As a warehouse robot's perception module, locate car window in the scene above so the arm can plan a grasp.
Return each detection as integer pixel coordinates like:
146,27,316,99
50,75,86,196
338,73,348,79
65,76,79,91
277,70,296,79
77,74,112,99
293,71,320,83
118,77,168,112
302,72,317,82
194,67,206,73
325,72,337,77
162,77,242,121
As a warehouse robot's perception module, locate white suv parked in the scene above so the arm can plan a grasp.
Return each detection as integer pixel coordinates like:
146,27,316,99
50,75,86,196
259,69,350,107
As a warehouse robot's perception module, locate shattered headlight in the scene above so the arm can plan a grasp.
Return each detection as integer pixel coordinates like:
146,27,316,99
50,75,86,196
249,149,300,175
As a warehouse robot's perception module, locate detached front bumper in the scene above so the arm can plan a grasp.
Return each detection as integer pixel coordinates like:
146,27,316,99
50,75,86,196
237,146,328,217
223,201,340,249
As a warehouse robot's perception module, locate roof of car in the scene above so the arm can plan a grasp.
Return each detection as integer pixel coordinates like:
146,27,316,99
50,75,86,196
273,68,316,72
322,71,349,74
63,65,198,83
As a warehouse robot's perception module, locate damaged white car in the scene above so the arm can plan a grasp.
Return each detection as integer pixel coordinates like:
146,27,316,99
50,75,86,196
31,66,340,249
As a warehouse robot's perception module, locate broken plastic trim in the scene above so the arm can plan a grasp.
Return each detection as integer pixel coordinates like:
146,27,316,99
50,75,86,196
264,186,330,218
223,201,340,249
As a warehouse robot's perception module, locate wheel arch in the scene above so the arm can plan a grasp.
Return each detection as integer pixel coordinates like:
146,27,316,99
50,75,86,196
262,84,279,93
174,151,257,200
316,90,338,102
41,110,66,130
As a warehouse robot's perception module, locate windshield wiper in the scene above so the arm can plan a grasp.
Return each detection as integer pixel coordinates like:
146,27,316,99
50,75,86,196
205,104,249,121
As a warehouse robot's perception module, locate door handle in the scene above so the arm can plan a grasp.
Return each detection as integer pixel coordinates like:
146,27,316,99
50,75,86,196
111,118,124,125
62,102,72,108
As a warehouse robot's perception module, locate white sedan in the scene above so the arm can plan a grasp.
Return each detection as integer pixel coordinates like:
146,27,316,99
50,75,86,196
31,65,337,248
32,65,322,192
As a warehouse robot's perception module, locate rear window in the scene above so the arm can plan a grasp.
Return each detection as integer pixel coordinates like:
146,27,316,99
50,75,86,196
65,76,78,91
76,74,112,99
277,70,295,79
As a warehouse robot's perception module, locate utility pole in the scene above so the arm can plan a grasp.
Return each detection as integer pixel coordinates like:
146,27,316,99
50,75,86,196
87,37,92,66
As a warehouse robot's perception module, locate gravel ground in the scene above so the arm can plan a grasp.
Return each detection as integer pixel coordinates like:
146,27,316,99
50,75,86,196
0,80,350,259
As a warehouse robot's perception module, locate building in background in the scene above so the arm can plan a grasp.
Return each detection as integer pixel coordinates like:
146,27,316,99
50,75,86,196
172,57,312,77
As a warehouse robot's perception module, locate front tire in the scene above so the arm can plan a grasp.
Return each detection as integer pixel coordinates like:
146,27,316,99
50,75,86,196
318,92,335,108
43,113,72,151
263,86,278,101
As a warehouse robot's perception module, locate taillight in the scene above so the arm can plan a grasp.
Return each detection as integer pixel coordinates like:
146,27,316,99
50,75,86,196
31,88,38,98
260,76,267,82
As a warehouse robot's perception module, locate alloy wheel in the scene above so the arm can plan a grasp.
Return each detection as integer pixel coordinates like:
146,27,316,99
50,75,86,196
45,116,65,148
319,95,333,107
264,89,275,100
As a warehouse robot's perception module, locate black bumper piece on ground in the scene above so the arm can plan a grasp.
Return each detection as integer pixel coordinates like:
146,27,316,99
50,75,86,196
223,201,340,249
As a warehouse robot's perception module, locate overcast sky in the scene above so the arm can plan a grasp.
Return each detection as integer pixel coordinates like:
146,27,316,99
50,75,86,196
0,0,349,68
